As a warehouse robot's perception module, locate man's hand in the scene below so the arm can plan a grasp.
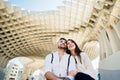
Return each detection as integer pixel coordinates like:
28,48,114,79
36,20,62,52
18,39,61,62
63,77,71,80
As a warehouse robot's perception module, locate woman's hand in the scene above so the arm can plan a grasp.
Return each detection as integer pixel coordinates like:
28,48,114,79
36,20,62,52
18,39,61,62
69,70,77,76
57,79,63,80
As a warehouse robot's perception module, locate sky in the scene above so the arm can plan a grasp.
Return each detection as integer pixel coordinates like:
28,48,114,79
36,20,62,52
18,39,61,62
8,0,65,11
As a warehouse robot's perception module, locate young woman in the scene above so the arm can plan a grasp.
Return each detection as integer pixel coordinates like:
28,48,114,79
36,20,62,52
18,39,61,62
66,39,98,80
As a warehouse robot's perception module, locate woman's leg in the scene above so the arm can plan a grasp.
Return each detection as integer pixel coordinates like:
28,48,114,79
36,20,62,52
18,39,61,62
75,72,95,80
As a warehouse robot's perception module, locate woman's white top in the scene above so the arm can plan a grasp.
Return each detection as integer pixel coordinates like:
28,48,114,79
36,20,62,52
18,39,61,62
44,51,76,78
75,52,98,80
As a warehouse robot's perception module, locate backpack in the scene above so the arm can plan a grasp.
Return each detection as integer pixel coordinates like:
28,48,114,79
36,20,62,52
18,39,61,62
51,53,74,75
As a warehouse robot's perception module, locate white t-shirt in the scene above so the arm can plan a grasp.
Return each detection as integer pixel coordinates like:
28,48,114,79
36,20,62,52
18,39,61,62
44,51,76,78
75,52,98,80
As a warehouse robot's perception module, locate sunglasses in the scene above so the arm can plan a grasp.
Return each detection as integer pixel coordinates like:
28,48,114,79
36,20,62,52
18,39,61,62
59,40,67,43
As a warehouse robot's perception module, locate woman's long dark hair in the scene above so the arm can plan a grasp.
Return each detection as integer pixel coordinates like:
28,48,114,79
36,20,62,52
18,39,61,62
66,39,83,63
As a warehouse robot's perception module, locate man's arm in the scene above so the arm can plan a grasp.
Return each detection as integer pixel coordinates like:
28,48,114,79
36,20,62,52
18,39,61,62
45,71,63,80
44,54,62,80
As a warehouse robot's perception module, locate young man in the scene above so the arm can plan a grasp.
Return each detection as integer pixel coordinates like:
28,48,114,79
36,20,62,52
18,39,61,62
44,38,76,80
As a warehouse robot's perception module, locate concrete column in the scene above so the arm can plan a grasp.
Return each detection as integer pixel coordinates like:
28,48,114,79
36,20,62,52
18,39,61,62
0,56,10,68
98,29,113,60
106,28,120,53
112,21,120,40
79,27,92,48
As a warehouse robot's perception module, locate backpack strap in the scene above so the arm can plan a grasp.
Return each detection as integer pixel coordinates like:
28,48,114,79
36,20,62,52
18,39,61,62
51,53,53,64
51,53,73,76
67,55,71,75
74,57,77,64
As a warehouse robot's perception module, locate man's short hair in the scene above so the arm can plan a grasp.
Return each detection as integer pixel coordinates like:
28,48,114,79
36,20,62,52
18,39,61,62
59,38,67,43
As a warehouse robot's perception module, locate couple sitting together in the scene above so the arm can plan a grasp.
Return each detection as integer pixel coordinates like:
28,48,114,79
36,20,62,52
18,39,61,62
44,38,98,80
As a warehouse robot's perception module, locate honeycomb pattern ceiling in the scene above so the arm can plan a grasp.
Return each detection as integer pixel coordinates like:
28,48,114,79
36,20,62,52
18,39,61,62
0,0,120,67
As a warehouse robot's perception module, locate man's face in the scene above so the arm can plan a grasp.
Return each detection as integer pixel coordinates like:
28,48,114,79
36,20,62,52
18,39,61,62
58,39,67,49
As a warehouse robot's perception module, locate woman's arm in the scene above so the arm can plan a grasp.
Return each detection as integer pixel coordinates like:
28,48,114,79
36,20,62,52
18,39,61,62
82,53,94,70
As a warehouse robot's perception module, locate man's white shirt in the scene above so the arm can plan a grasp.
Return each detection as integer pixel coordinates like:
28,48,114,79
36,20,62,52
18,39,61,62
44,51,76,78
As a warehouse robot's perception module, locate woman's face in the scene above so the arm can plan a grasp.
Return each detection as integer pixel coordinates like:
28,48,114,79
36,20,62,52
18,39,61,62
67,40,76,51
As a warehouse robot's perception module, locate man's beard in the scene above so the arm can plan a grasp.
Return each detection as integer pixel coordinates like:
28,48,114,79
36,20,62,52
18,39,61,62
58,46,67,50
